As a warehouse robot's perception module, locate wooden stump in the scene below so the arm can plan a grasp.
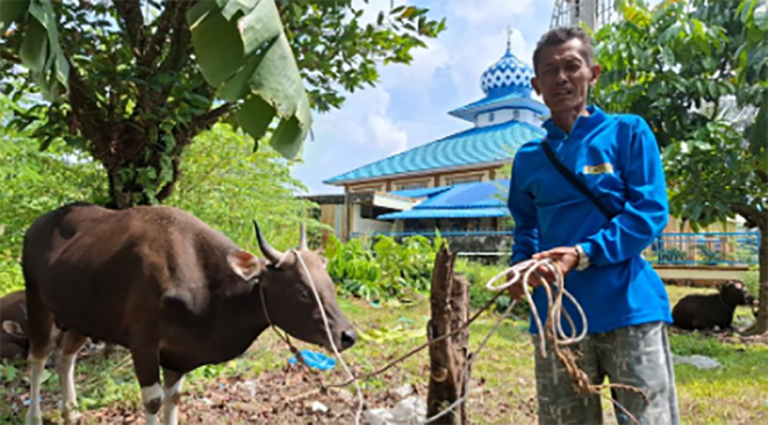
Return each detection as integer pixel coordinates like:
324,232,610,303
427,244,470,424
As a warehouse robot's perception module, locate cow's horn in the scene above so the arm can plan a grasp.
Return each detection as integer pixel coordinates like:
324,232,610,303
299,222,308,250
253,220,283,263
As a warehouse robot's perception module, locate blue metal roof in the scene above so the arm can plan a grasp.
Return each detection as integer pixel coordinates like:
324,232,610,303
378,179,511,220
378,207,509,220
447,94,550,122
418,180,509,209
324,121,544,184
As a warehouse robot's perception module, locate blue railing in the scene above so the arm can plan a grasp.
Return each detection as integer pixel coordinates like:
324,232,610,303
349,230,761,267
646,231,760,266
353,229,514,238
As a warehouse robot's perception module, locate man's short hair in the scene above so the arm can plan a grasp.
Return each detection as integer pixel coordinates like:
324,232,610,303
532,26,595,74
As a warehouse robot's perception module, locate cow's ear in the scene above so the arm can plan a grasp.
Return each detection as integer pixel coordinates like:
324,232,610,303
2,320,25,338
227,249,263,282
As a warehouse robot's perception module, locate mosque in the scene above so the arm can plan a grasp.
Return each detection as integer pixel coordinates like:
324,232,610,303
306,36,547,251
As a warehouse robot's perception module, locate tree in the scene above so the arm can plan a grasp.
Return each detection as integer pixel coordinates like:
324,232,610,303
591,0,768,332
0,0,445,208
166,123,316,252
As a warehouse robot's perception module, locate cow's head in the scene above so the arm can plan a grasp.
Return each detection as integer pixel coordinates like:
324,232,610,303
718,280,757,308
227,221,358,352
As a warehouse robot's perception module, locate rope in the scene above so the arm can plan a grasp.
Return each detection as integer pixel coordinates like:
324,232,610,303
486,259,648,424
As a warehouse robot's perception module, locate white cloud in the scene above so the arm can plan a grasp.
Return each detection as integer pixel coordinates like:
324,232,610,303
313,87,408,156
382,38,451,90
369,115,408,154
447,26,534,102
445,0,534,27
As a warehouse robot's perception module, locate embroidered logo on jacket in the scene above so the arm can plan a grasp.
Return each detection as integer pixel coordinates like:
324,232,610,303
583,163,614,175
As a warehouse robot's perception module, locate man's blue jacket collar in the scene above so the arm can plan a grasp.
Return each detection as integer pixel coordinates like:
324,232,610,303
542,105,608,141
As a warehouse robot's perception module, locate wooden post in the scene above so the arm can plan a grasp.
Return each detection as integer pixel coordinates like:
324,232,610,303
427,244,470,424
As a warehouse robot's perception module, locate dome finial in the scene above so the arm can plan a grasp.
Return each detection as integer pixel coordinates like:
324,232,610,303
505,25,514,53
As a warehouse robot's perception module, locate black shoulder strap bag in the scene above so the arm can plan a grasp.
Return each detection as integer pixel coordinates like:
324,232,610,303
540,138,617,221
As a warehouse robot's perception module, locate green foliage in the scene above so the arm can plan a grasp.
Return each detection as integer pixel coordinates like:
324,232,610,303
323,234,445,302
0,94,108,295
324,235,383,301
187,0,311,158
0,0,445,207
455,258,530,317
165,123,314,253
592,0,767,233
698,244,726,265
659,247,688,264
373,235,436,295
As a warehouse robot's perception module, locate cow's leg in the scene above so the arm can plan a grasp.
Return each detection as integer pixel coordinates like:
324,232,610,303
162,368,185,425
24,282,54,425
57,330,87,425
131,344,163,425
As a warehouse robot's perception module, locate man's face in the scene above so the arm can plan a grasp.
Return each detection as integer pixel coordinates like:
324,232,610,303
531,38,600,115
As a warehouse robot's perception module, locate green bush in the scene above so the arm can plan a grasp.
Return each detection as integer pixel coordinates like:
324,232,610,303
455,258,530,318
323,233,445,303
325,235,383,302
741,267,760,299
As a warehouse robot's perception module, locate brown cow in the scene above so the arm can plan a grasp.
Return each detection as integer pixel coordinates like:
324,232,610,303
21,203,357,425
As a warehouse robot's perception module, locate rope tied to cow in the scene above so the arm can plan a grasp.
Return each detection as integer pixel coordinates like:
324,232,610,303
264,251,649,425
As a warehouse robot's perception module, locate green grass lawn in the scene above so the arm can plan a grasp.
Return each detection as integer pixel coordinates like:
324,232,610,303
1,285,766,424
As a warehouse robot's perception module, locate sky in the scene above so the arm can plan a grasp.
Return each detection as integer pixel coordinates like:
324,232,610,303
288,0,658,195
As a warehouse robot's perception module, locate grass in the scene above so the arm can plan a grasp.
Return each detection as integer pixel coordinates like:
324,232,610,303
1,285,767,424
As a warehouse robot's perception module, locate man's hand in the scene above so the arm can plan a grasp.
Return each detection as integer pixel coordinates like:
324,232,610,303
532,246,580,278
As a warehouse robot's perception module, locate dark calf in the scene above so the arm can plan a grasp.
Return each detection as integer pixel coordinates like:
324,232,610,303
0,290,60,361
1,290,30,360
672,280,758,331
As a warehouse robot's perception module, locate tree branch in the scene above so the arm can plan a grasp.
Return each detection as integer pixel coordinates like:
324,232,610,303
155,156,181,204
158,1,193,75
0,51,20,64
731,203,765,228
67,60,110,163
113,0,146,57
140,1,179,69
756,169,768,185
188,103,234,136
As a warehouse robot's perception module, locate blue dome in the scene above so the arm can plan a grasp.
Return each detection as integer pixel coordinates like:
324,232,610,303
480,44,534,99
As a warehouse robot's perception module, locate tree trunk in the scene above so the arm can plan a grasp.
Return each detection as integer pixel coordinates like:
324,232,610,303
100,129,185,209
427,245,470,424
747,224,768,335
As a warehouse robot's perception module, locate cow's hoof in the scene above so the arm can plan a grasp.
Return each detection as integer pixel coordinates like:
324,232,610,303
62,407,82,425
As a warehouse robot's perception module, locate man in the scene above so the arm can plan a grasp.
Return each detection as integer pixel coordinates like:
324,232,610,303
506,27,680,425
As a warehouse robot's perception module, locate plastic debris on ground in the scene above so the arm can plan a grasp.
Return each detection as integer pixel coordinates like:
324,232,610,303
287,349,337,371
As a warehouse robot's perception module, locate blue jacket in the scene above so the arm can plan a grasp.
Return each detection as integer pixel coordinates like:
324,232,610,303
507,105,672,334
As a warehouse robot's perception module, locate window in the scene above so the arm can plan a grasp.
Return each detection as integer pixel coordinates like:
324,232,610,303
488,111,495,123
513,110,521,120
448,176,482,185
397,182,427,190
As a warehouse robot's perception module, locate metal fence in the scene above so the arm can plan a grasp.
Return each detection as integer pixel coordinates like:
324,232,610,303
350,230,761,267
645,232,760,266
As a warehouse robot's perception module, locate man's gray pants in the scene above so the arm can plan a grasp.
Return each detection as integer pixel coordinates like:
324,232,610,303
533,321,680,425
